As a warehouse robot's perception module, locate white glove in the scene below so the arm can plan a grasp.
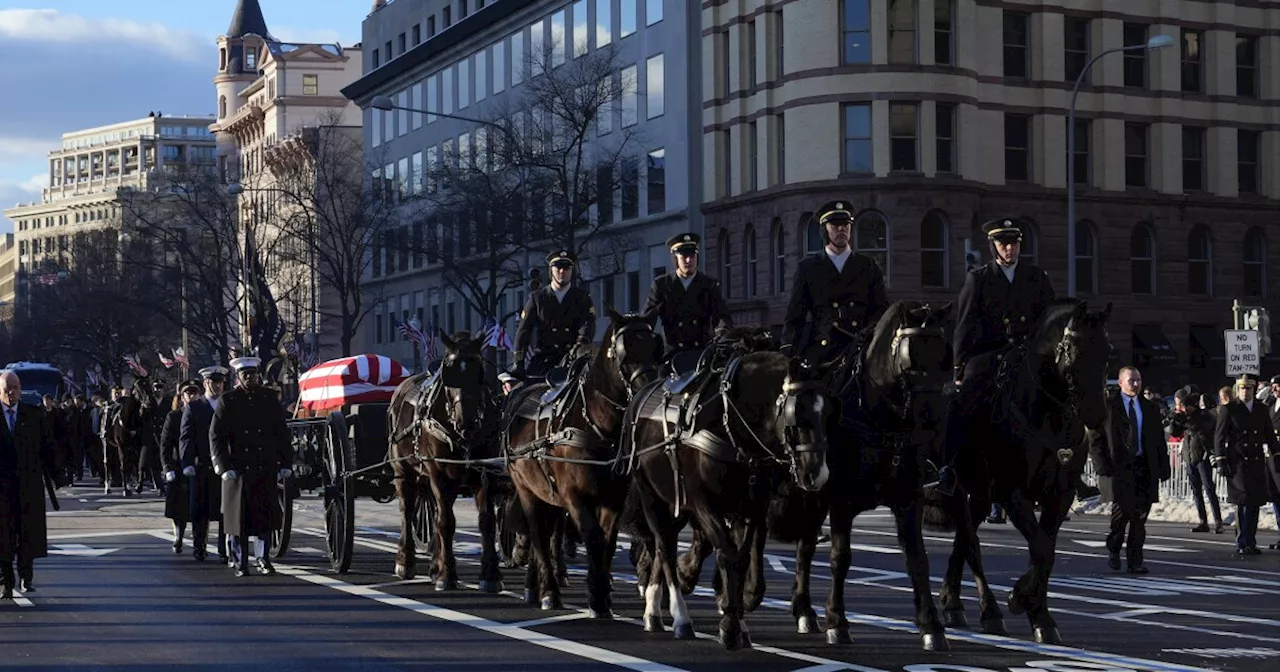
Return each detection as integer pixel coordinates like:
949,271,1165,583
164,471,177,483
222,470,237,481
277,468,292,481
182,466,196,477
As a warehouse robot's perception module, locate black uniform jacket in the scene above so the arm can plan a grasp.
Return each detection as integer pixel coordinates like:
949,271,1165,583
209,387,291,475
1214,399,1278,507
782,251,888,360
513,284,596,358
952,260,1055,374
180,397,217,470
642,272,732,353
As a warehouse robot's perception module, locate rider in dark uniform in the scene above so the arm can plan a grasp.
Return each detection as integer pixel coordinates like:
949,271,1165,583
511,250,596,378
782,200,889,365
642,233,732,369
936,217,1057,495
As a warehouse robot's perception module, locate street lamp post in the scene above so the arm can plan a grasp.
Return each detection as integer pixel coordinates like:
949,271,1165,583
1066,34,1174,296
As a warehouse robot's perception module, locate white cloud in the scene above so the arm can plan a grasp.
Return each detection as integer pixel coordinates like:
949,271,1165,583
0,9,207,61
0,136,57,165
271,26,347,46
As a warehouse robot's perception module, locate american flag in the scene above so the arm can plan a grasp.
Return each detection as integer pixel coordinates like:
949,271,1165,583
399,320,438,362
123,354,148,377
157,351,176,369
481,316,515,352
285,335,319,371
172,347,189,369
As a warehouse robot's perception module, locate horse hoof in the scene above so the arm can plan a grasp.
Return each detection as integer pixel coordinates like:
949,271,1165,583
643,614,664,633
435,578,458,591
922,633,950,652
797,614,819,634
395,563,414,581
587,608,614,620
740,629,753,648
1006,591,1026,616
718,627,744,651
540,595,562,611
523,588,537,605
557,575,569,589
477,579,502,594
826,627,852,645
1033,626,1062,645
981,617,1007,636
673,622,695,640
943,609,968,628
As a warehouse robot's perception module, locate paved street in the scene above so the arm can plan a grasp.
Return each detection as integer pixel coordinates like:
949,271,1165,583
4,484,1280,671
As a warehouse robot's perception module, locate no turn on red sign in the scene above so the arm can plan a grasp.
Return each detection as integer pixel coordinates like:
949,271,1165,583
1225,329,1260,376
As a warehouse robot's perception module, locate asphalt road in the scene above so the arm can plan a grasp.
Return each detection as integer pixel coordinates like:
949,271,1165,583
4,484,1280,671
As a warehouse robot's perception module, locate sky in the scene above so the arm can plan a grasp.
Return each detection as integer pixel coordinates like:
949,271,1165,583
0,0,369,231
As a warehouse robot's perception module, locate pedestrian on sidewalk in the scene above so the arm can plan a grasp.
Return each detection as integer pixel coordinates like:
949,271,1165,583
1213,374,1276,557
1166,386,1224,534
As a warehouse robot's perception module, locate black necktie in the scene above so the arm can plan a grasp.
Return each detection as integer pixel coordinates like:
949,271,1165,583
1128,398,1141,456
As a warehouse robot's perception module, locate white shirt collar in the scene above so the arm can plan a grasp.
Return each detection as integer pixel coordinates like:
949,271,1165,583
998,261,1018,282
825,246,852,273
678,271,697,288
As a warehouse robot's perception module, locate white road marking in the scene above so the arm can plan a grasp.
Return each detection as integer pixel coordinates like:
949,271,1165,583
9,591,35,607
1059,526,1240,548
1071,539,1194,553
508,612,593,628
49,544,120,557
47,529,167,540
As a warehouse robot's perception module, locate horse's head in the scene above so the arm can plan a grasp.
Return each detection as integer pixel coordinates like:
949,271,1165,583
602,306,662,394
777,357,832,492
437,329,490,439
867,301,954,427
1046,301,1113,428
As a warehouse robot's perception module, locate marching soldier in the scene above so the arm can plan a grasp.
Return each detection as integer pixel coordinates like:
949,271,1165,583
643,232,732,368
936,217,1056,495
782,200,889,365
511,249,596,378
161,380,201,554
1213,374,1278,556
99,387,123,494
180,366,228,563
210,357,292,577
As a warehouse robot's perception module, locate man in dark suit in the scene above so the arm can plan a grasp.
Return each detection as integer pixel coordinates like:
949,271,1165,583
643,232,732,368
1091,366,1171,574
180,365,228,563
0,371,65,599
511,250,596,378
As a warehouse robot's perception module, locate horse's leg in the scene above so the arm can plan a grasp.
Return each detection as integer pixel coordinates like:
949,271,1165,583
938,492,969,628
569,498,610,619
743,515,767,612
1004,489,1059,644
791,528,819,634
894,499,949,651
692,507,747,650
430,474,460,590
598,503,622,610
677,524,713,595
1027,488,1074,640
394,461,417,580
823,496,853,644
475,475,503,593
515,485,557,608
552,510,569,588
965,493,1006,634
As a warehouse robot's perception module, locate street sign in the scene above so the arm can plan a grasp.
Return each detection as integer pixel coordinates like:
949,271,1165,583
1225,329,1260,376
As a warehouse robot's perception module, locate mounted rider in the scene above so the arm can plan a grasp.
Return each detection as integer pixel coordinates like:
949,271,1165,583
642,232,732,373
781,200,889,366
935,217,1056,495
511,249,596,379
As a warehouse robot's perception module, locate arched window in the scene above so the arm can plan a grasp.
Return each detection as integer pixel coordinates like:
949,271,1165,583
803,211,820,254
745,227,758,298
218,95,227,119
772,219,786,294
1188,225,1212,296
1130,223,1155,295
855,209,890,282
1074,220,1098,295
719,229,733,299
1244,227,1266,298
1019,218,1038,268
920,210,948,288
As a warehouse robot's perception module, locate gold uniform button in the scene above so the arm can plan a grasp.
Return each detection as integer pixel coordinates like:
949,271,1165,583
821,339,828,346
851,321,858,328
1003,318,1011,324
832,302,839,308
1020,316,1027,322
678,321,684,327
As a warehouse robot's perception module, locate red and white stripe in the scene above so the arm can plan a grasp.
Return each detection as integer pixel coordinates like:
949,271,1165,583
296,354,412,410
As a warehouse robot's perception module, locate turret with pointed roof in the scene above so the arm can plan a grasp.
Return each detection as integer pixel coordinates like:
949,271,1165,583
227,0,273,40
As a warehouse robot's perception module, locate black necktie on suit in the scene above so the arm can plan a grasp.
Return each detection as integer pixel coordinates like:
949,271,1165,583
1128,398,1141,457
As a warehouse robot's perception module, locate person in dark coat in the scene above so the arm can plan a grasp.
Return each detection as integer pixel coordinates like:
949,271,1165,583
210,357,292,577
1214,374,1278,556
1265,375,1280,549
181,366,228,563
0,371,66,599
1089,366,1170,574
161,380,201,554
642,232,732,368
1166,386,1224,534
782,200,889,365
511,249,596,378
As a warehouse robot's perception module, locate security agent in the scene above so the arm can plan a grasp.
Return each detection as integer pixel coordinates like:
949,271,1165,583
642,232,732,363
781,200,889,365
511,249,596,378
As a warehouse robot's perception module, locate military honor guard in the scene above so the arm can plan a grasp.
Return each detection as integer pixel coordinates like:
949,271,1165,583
161,379,202,554
511,249,596,378
642,232,732,366
181,365,229,563
1213,374,1279,556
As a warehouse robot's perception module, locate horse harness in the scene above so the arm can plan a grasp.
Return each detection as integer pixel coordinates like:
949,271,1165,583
387,365,500,473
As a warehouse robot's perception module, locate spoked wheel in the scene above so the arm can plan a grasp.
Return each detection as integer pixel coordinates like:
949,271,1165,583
323,412,356,574
412,494,437,560
272,479,293,559
496,495,518,567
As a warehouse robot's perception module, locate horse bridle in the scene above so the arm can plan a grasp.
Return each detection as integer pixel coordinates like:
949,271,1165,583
438,354,491,438
603,320,660,403
883,322,949,421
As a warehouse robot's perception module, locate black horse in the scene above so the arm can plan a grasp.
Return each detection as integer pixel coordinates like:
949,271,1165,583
924,299,1112,645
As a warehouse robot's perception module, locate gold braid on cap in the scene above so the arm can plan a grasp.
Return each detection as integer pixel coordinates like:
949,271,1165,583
818,209,852,225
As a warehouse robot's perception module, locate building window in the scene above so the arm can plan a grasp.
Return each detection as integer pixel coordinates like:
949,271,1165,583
218,95,227,119
646,54,665,118
647,148,665,214
1004,113,1030,182
721,130,733,197
920,210,948,288
1069,118,1090,186
745,227,758,298
551,10,566,67
1003,12,1029,78
1075,221,1097,295
856,210,890,281
1244,227,1267,298
443,6,452,27
596,165,614,225
597,0,612,47
621,0,636,38
1124,122,1148,188
748,121,759,190
1182,126,1205,192
719,230,733,299
411,83,423,129
803,212,820,255
245,48,257,70
1239,129,1260,194
887,0,916,64
1237,35,1258,98
412,24,421,46
622,64,638,126
1064,17,1090,83
842,0,871,64
621,156,639,219
646,0,662,25
889,102,918,172
935,103,955,173
302,74,318,96
511,30,524,85
843,103,872,174
459,0,469,20
1122,23,1148,88
1188,225,1212,296
746,19,757,88
772,220,786,294
776,11,785,75
476,51,487,101
428,16,437,37
718,31,730,97
1181,29,1203,93
493,41,506,93
458,59,470,108
398,33,407,54
443,66,454,113
934,0,953,65
1130,224,1155,295
776,113,786,184
573,0,588,57
1019,221,1038,267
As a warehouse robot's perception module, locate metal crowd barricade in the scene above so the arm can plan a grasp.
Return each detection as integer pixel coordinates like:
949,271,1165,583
1080,440,1231,502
